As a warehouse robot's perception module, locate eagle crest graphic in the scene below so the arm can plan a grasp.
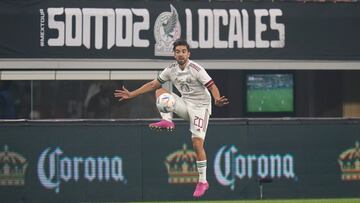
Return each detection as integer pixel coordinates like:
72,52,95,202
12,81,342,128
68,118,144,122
154,4,181,56
161,5,178,40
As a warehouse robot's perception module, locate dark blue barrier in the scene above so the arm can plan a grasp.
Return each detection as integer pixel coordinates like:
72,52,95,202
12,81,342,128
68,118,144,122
1,1,360,60
0,118,359,202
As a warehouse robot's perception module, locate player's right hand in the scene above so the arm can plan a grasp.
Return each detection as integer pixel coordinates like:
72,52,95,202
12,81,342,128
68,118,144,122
114,86,131,101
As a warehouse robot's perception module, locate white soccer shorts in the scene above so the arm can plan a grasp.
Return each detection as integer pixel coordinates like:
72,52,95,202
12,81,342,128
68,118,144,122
171,93,211,140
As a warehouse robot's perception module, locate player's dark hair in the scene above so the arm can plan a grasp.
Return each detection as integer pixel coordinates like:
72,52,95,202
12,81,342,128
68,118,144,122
173,39,190,51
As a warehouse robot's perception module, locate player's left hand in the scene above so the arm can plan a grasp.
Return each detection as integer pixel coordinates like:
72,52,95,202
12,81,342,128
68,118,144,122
215,96,229,107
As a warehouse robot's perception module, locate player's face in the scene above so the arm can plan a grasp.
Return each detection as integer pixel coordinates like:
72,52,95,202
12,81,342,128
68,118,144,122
174,45,190,66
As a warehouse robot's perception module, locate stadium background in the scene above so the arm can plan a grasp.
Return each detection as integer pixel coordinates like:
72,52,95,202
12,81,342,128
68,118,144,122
1,0,360,202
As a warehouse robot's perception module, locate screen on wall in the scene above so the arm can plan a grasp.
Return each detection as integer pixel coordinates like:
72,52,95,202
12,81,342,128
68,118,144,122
245,72,295,116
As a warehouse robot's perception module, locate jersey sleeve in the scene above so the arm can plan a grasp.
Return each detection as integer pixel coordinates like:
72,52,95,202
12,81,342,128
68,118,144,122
193,64,214,88
157,66,171,84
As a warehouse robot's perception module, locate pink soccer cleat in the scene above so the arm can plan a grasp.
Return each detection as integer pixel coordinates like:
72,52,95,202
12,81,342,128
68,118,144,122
149,120,175,131
193,182,209,198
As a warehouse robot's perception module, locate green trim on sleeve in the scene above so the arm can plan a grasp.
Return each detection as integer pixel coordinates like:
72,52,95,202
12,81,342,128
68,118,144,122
157,76,165,84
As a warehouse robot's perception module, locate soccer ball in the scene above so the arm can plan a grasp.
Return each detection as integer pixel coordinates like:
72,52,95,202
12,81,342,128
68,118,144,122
156,93,176,113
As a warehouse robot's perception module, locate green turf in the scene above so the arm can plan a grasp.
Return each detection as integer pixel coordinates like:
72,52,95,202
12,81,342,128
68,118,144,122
127,199,360,203
247,88,293,112
85,198,360,203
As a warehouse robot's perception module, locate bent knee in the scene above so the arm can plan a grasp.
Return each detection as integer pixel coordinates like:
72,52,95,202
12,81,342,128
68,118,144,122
192,137,204,148
155,88,169,97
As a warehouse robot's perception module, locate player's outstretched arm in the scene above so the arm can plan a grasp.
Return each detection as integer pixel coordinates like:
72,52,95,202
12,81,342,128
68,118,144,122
208,83,229,107
114,79,161,101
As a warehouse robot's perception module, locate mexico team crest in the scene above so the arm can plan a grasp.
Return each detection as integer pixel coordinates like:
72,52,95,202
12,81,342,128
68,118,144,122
154,4,181,56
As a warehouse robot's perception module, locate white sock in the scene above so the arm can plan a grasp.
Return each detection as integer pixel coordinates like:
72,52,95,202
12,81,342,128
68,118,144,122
160,112,172,122
197,160,207,183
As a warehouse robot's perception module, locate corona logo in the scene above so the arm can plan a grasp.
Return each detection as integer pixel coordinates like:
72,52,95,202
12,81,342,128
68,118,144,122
0,145,28,186
338,141,360,181
214,145,296,190
37,147,126,193
164,144,197,184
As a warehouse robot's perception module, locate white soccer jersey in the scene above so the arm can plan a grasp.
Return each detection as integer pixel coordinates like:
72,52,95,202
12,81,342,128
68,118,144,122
157,60,214,106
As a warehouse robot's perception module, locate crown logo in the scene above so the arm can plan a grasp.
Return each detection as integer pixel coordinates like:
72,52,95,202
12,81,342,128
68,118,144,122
164,144,198,184
0,145,28,186
338,141,360,181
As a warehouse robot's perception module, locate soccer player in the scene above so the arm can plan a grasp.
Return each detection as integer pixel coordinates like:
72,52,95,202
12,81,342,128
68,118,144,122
114,39,229,198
